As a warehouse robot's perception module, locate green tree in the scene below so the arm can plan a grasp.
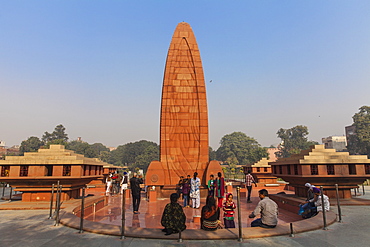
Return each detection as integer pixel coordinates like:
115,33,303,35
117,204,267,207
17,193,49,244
87,143,110,158
99,151,111,163
66,141,109,158
110,140,159,170
347,106,370,157
19,136,44,155
216,132,268,166
66,141,90,155
133,145,160,172
42,124,68,143
209,146,217,161
275,125,319,158
45,139,68,148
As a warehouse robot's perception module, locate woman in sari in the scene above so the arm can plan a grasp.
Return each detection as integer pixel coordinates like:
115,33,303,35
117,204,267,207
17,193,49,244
215,172,225,208
201,196,221,231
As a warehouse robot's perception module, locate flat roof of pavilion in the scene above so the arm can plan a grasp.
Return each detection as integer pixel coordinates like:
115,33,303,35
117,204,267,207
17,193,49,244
251,157,270,167
0,144,110,166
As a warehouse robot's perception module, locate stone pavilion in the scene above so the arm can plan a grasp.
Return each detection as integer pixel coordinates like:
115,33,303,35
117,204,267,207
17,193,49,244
270,145,370,198
0,145,107,201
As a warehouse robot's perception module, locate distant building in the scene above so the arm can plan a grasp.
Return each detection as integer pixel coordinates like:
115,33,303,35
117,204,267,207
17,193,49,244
0,145,20,158
267,147,278,162
0,140,5,147
345,125,356,147
76,137,87,143
322,136,347,151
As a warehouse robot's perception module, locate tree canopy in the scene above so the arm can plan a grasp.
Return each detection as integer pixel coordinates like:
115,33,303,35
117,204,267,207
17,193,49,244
275,125,319,158
42,124,69,143
216,132,268,166
19,136,44,155
109,140,159,171
209,146,217,161
66,141,109,158
347,106,370,157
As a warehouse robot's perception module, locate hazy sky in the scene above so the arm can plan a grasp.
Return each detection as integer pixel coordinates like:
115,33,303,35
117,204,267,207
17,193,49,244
1,1,369,150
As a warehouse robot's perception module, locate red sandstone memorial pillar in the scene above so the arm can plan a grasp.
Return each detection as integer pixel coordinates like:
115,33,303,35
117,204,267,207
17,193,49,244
146,22,222,188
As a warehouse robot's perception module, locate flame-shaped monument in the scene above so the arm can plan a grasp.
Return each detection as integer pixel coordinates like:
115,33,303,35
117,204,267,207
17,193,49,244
146,22,221,190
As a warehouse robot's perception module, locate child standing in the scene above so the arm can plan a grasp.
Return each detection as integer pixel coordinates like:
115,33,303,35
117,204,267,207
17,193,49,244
182,175,191,207
223,193,236,228
207,174,215,197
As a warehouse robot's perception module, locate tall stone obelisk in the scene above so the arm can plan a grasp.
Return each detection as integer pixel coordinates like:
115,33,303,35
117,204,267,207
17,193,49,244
147,22,216,186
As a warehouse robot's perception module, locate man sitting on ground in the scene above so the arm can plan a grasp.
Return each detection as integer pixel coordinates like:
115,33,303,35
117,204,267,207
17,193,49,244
249,189,278,228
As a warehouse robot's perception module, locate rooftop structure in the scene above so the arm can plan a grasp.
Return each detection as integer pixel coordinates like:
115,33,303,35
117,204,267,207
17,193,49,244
322,135,347,151
267,147,278,162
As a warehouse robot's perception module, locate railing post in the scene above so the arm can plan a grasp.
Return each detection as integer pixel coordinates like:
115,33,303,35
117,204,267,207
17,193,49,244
55,183,62,226
290,223,294,237
2,183,5,197
335,184,342,223
9,186,12,201
54,181,60,215
237,187,243,242
49,184,55,219
120,188,126,239
178,228,183,243
362,184,365,195
320,186,327,230
79,187,85,233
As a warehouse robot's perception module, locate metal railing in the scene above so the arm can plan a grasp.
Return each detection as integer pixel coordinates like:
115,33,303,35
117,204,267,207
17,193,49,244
79,187,85,233
236,187,243,242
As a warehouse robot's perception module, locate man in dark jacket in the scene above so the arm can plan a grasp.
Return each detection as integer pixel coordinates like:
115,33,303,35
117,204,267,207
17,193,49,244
130,172,143,214
161,193,186,235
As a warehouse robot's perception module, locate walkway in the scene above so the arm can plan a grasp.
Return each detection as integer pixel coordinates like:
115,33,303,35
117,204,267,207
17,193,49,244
1,186,370,246
0,205,369,246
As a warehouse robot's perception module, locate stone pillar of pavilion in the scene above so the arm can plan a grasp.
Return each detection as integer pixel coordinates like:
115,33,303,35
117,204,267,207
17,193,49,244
146,22,222,196
269,145,370,198
0,145,108,202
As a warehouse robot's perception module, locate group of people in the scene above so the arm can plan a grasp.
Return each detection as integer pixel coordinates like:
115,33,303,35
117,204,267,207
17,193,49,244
108,170,330,235
105,171,143,214
299,183,330,219
176,173,201,208
161,171,280,235
161,187,279,234
162,172,332,235
105,171,130,195
176,171,228,209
